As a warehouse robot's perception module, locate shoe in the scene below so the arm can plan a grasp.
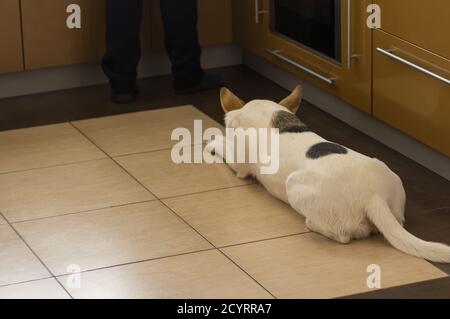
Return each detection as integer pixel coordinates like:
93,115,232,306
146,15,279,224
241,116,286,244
111,86,139,104
175,73,224,95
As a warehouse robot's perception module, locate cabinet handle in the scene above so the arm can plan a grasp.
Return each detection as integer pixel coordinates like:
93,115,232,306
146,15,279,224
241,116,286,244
255,0,268,24
267,49,335,84
376,48,450,85
347,0,352,69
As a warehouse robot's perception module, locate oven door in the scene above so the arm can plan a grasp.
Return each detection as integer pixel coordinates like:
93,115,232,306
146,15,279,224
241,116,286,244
271,0,342,63
267,0,372,113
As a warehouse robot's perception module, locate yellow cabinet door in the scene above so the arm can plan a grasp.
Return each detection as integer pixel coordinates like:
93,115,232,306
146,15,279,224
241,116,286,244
150,0,233,52
374,0,450,60
0,0,23,74
21,0,152,70
22,0,106,69
233,0,270,58
373,30,450,156
267,0,372,113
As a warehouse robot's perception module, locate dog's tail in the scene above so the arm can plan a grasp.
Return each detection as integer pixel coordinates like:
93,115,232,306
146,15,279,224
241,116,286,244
366,196,450,263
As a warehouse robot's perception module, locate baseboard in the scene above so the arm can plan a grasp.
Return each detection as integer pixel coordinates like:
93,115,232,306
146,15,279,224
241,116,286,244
0,45,243,99
244,51,450,181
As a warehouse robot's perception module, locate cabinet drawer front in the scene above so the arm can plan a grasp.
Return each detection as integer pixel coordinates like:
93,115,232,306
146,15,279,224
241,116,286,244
373,30,450,156
375,0,450,59
22,0,107,69
0,0,23,74
22,0,152,70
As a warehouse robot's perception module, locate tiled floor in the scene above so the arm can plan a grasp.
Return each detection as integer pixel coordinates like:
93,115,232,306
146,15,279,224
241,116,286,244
0,104,448,299
222,234,445,299
72,105,222,157
0,123,106,174
0,159,153,222
0,224,51,286
0,279,70,299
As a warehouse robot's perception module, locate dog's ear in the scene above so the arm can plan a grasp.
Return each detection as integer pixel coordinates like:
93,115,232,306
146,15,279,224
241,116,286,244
279,85,303,113
220,87,245,113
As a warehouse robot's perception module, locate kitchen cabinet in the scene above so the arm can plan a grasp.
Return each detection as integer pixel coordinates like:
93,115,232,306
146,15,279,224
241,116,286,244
373,30,450,156
266,0,372,113
150,0,233,52
21,0,152,70
374,0,450,60
0,0,24,74
21,0,107,69
233,0,270,58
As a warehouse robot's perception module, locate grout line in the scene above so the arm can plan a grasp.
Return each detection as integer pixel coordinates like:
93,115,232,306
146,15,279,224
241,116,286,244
110,142,209,159
113,161,277,298
10,199,158,225
218,231,312,249
0,211,74,298
55,231,312,277
159,206,279,299
0,232,313,289
1,122,250,225
159,182,257,200
0,144,208,182
69,122,115,159
0,108,221,177
0,276,54,289
214,250,278,299
8,182,258,225
69,123,277,298
159,209,277,298
0,156,107,177
54,248,217,278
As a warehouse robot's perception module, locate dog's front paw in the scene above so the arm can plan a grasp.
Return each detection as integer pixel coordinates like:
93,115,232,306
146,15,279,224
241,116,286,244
236,170,251,179
205,140,218,156
205,135,225,157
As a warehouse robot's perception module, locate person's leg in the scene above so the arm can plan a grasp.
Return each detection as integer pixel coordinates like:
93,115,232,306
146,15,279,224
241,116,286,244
160,0,202,90
160,0,223,93
102,0,143,99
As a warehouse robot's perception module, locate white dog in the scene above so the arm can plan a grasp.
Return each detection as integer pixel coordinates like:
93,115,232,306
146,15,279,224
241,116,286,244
206,86,450,263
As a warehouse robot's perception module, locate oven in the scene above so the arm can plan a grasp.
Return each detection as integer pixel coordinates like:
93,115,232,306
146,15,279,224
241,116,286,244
270,0,342,63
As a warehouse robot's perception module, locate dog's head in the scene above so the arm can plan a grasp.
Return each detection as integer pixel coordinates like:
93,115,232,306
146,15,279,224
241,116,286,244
220,85,303,130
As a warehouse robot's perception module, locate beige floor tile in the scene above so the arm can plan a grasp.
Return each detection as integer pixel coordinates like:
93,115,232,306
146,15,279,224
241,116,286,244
58,250,272,299
164,185,309,247
15,201,212,276
0,159,153,222
0,123,105,174
0,278,70,299
72,106,222,157
0,225,50,286
0,215,6,225
116,147,252,198
222,233,447,299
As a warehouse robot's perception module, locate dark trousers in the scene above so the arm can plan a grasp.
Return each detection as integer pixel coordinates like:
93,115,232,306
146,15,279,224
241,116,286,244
102,0,203,92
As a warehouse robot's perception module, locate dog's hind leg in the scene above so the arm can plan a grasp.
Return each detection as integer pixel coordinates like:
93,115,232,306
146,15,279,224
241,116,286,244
287,170,351,244
306,219,351,244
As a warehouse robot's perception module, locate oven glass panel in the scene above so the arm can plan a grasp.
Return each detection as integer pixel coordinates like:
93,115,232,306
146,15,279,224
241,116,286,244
272,0,342,62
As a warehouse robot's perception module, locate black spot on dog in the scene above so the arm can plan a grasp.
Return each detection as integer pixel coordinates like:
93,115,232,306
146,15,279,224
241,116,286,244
272,111,310,134
306,142,348,159
279,125,311,134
